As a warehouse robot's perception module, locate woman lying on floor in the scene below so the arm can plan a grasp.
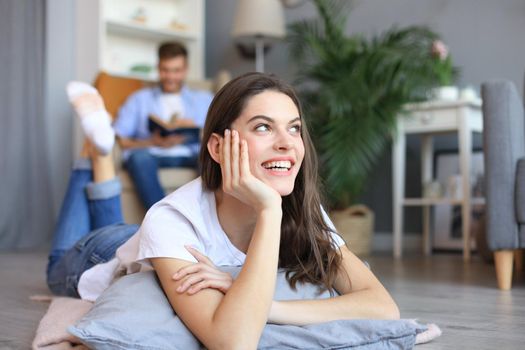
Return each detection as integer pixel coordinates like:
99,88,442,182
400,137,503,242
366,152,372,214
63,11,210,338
47,72,400,349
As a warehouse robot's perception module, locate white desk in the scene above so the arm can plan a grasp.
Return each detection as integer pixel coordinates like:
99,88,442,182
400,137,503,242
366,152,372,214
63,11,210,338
392,99,483,261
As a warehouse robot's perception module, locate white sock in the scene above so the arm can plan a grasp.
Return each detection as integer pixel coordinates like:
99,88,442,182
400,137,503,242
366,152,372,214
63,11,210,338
66,81,115,155
414,322,442,344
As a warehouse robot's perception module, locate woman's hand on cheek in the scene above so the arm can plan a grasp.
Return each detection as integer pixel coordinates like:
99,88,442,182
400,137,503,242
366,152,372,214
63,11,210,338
172,246,233,295
220,129,282,212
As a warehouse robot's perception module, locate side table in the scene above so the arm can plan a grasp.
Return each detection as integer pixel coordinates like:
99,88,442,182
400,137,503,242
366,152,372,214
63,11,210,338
392,99,483,261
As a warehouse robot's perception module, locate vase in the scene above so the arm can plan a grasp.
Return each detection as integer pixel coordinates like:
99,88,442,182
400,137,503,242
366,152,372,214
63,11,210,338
432,86,459,101
330,205,374,256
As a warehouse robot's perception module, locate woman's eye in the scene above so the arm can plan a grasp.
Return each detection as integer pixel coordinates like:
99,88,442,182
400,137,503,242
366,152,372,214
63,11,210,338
290,124,302,134
254,124,270,132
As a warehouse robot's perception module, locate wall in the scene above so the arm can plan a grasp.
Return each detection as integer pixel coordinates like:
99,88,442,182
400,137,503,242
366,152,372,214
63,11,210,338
206,0,525,234
45,0,76,217
45,0,100,218
207,0,525,93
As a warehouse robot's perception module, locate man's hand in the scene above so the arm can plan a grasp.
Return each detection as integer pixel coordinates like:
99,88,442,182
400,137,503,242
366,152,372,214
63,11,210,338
151,131,186,148
173,118,197,128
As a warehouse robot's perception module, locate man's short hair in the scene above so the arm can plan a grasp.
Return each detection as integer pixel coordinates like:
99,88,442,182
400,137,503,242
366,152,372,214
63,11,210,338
158,42,188,61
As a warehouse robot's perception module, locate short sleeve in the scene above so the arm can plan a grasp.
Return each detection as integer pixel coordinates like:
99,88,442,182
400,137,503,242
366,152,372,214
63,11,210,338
195,91,213,127
137,204,205,264
321,206,345,247
113,93,140,138
182,88,213,128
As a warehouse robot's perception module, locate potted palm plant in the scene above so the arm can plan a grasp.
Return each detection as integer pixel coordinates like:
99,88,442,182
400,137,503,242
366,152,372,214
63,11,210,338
288,0,446,254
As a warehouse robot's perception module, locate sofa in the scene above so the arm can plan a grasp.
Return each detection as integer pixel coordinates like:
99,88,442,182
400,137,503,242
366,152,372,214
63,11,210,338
94,71,228,224
481,79,525,290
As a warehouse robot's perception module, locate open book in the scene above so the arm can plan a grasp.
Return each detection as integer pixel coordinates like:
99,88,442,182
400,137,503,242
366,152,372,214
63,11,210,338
148,114,200,143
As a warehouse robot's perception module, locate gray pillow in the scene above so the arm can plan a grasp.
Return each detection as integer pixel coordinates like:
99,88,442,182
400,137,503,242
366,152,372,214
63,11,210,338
69,267,425,350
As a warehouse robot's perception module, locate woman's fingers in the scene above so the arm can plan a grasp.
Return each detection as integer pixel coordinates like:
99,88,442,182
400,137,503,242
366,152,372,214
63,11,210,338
240,139,250,178
221,129,231,190
221,129,244,195
231,130,240,185
185,245,214,266
175,269,233,294
176,273,207,292
172,261,218,280
186,278,232,295
172,263,203,280
218,129,280,211
171,247,234,295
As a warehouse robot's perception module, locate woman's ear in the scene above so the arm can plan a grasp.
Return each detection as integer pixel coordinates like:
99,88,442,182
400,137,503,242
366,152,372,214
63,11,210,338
207,133,221,164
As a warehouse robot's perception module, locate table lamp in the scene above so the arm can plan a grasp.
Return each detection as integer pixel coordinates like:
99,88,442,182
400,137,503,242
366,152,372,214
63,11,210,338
231,0,286,72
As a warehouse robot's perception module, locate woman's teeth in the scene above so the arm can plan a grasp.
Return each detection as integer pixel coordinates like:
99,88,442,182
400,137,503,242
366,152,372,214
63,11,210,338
262,160,292,171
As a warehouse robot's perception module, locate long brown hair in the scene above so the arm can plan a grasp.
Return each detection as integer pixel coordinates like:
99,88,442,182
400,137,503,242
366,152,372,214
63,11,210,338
199,72,342,293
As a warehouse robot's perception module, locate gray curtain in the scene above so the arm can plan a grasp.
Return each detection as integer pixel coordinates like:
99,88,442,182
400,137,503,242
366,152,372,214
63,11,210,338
0,0,53,250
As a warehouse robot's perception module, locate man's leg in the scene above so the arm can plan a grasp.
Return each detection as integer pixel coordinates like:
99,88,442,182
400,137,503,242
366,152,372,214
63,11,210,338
157,155,198,169
125,149,165,209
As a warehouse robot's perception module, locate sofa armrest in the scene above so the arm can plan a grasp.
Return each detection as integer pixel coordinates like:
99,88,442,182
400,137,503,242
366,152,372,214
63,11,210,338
482,80,525,250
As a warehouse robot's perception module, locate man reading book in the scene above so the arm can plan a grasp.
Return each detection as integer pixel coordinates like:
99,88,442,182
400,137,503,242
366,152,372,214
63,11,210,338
113,42,213,209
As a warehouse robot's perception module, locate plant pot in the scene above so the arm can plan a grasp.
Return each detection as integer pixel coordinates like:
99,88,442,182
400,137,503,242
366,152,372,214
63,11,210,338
432,86,459,101
330,205,374,256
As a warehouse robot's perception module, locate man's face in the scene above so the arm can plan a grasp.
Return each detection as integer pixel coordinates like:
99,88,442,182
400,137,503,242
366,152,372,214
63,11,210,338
158,56,188,93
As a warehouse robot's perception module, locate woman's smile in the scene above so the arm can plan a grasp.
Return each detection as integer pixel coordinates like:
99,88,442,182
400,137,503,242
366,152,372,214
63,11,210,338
261,157,295,176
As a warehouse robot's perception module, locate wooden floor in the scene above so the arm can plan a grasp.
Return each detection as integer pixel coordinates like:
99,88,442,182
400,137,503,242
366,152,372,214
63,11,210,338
0,251,524,349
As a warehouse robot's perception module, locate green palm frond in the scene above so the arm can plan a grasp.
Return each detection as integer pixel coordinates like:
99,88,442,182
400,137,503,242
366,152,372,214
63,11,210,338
288,0,444,208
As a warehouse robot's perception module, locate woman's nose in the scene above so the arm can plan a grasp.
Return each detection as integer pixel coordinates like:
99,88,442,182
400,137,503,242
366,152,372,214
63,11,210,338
273,130,294,151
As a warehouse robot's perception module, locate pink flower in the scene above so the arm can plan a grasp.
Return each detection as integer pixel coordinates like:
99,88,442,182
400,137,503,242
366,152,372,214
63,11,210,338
431,40,449,60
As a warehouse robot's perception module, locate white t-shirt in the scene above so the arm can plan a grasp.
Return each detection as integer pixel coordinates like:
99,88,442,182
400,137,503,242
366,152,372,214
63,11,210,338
77,178,345,301
149,92,191,158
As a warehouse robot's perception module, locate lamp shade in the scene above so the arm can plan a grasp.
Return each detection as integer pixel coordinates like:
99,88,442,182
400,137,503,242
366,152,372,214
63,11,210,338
231,0,285,42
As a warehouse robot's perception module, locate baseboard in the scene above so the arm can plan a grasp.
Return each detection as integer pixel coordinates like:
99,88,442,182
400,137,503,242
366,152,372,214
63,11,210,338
371,232,422,253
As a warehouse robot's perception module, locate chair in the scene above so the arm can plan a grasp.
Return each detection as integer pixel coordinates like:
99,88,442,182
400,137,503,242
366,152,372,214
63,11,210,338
482,79,525,290
94,72,213,224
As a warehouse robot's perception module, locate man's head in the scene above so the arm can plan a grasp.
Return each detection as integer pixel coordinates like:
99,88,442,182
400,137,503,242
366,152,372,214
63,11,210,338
157,42,188,93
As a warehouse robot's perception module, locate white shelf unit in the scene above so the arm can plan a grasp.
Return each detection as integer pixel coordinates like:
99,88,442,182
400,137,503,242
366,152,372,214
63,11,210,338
105,20,197,42
100,0,204,81
392,99,484,261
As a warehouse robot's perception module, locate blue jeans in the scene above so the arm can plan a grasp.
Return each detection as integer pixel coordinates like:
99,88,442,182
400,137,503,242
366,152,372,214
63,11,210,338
46,159,138,297
125,148,198,209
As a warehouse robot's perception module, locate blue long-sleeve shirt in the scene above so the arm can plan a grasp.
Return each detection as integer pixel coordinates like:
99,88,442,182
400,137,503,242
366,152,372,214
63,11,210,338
113,85,213,160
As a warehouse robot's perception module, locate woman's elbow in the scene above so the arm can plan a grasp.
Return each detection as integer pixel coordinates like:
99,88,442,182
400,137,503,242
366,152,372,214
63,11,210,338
387,302,401,320
212,337,258,350
207,327,260,350
382,297,400,320
372,288,400,320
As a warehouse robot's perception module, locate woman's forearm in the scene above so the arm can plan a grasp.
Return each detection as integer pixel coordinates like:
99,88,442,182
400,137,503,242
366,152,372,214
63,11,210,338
211,208,282,348
269,288,400,326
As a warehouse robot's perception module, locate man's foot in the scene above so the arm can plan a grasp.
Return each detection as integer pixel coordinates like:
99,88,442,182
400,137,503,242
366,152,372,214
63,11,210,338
66,81,115,155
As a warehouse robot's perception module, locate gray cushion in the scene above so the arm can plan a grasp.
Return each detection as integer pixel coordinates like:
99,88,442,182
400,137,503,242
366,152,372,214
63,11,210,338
69,268,425,350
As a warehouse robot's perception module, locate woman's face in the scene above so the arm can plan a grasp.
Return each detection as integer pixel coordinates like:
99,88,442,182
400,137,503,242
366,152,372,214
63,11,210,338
231,90,305,196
